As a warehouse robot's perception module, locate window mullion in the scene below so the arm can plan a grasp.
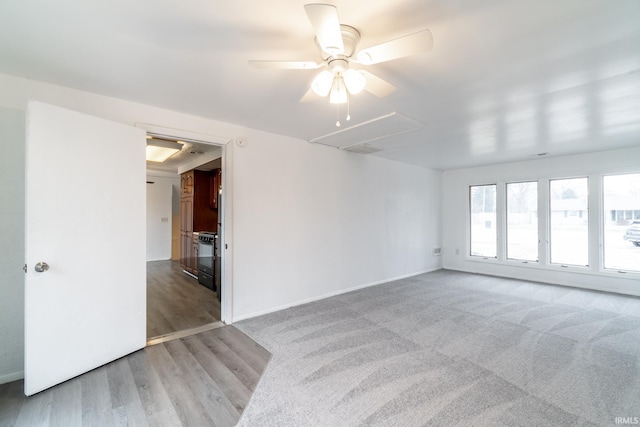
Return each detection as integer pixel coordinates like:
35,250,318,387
496,181,506,261
589,174,602,272
539,178,549,266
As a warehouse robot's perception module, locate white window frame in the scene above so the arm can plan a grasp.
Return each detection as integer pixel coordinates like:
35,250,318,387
505,180,539,263
465,172,640,279
469,183,499,259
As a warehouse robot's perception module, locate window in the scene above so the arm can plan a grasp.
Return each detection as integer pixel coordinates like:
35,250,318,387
468,172,639,277
470,184,496,257
603,173,640,273
506,181,538,261
549,177,589,266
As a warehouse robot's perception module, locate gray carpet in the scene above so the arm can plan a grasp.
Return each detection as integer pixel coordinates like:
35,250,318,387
235,270,640,426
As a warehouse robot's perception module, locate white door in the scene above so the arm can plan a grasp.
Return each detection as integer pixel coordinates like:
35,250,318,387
24,101,147,396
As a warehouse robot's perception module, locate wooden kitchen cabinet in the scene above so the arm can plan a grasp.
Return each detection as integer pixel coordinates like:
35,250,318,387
180,196,193,232
180,233,192,270
180,170,194,197
180,169,217,275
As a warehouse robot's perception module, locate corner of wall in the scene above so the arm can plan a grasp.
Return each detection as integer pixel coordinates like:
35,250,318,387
0,107,26,383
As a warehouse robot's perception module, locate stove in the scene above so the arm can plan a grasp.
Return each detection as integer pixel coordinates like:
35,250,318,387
197,232,217,291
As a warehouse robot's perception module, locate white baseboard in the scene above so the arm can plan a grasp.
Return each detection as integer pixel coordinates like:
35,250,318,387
0,370,24,385
232,267,442,323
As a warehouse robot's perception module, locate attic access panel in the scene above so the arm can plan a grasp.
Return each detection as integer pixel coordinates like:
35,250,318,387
309,112,425,151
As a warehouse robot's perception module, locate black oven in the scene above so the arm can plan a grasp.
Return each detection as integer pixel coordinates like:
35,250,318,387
197,232,217,291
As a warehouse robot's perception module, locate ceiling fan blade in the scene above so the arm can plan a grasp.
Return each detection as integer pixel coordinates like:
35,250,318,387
361,70,396,98
248,60,322,70
356,29,433,65
299,87,320,103
304,3,344,55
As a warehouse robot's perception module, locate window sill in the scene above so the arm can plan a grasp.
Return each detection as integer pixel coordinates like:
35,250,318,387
465,255,640,280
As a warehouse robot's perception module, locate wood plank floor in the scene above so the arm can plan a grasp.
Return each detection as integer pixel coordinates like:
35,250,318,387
147,260,220,339
0,326,271,427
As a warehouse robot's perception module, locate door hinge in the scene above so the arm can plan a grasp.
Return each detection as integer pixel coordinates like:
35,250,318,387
23,264,27,273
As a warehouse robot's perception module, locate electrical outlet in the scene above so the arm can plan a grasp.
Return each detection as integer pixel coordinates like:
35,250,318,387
455,248,460,255
432,247,442,256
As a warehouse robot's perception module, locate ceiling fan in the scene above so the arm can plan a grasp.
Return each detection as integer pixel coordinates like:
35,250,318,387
249,3,433,126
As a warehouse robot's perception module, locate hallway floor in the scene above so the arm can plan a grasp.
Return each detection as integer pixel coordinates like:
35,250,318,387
147,260,220,339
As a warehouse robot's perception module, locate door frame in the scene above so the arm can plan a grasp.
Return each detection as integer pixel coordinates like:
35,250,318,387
137,123,234,324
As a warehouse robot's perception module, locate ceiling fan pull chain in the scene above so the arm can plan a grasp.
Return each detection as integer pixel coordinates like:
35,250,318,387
336,103,341,127
346,92,351,122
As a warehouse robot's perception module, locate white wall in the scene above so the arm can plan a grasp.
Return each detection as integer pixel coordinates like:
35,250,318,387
442,146,640,296
232,135,443,319
0,73,442,382
145,173,179,261
0,107,25,384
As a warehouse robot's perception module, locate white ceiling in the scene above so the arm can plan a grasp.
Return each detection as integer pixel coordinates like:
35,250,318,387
1,0,639,170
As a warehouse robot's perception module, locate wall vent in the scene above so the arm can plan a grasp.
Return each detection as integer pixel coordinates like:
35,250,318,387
309,112,425,152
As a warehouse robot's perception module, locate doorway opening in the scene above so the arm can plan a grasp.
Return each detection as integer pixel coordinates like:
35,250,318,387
143,128,229,343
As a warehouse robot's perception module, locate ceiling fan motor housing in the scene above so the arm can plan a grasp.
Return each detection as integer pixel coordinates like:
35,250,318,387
328,58,348,73
316,25,361,59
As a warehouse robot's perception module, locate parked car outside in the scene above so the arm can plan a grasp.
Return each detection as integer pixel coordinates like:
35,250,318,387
624,220,640,247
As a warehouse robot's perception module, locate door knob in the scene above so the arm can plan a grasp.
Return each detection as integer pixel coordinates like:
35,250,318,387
34,262,49,273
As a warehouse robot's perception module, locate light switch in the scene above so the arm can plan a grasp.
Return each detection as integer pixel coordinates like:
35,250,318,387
161,217,169,223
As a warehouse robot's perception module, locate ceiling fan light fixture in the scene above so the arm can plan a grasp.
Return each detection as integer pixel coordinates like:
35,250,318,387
343,68,366,94
251,4,433,126
329,75,348,104
311,70,334,96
